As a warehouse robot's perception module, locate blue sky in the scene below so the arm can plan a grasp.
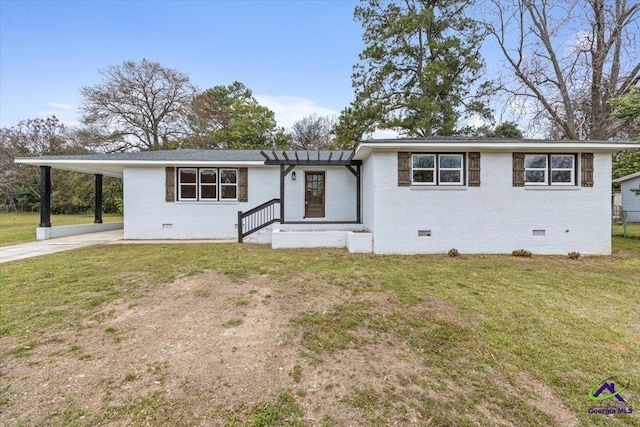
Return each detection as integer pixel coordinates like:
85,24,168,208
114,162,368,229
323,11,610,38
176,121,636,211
0,0,364,129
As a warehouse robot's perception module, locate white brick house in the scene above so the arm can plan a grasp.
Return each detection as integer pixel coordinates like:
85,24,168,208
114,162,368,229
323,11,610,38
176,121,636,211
16,138,640,254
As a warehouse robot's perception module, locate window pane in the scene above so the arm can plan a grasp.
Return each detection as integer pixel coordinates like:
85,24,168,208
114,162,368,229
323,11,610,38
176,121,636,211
413,155,434,168
551,170,572,183
525,155,547,169
221,185,237,199
220,169,237,184
201,185,217,199
440,170,461,183
551,155,573,169
525,170,546,183
180,169,197,183
200,169,217,183
440,155,462,168
413,170,434,183
180,184,197,199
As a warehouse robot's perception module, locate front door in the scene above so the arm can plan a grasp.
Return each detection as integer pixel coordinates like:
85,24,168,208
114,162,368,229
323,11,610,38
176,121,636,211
305,171,325,218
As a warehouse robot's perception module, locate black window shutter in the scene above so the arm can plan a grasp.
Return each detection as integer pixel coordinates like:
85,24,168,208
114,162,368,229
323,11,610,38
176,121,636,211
398,152,411,186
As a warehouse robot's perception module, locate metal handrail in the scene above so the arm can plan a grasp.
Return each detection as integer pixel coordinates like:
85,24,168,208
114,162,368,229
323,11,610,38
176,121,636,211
238,198,281,242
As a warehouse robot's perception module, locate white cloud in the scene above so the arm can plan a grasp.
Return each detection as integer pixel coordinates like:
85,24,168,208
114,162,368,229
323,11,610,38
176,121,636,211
255,95,339,129
369,128,400,139
459,113,490,131
47,102,74,110
37,110,81,127
565,31,592,56
38,101,80,126
254,95,403,140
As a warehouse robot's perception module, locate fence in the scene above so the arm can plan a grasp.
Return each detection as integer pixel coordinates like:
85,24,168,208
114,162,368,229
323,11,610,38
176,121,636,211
613,208,640,238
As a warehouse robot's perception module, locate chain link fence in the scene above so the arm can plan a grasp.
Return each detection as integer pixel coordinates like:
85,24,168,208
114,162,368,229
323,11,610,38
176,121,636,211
613,208,640,238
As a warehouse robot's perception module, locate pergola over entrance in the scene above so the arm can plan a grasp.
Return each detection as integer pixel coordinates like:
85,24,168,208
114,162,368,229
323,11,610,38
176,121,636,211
259,150,363,224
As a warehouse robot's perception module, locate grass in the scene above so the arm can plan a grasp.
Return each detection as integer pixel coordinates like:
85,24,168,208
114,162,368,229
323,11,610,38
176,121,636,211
290,365,302,383
1,231,639,425
613,221,640,238
223,318,244,327
0,212,122,247
243,391,304,427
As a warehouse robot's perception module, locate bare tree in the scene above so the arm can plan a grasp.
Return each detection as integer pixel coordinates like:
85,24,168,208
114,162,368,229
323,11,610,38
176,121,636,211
483,0,640,140
290,114,336,150
1,116,124,213
0,117,74,211
81,59,196,151
185,92,226,149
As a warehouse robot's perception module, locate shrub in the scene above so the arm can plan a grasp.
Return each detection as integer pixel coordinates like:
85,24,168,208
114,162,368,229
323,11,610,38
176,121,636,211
447,248,460,257
568,251,580,260
512,249,532,257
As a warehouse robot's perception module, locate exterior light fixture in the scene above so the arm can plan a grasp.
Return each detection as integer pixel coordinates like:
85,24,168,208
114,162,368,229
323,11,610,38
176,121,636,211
292,171,296,181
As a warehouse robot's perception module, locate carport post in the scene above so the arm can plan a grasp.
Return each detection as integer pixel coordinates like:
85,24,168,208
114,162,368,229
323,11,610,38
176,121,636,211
39,166,51,227
94,174,103,224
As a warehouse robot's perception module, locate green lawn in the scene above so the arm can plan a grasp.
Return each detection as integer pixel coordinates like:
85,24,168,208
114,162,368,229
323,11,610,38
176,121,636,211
613,222,640,238
1,237,639,426
0,212,122,247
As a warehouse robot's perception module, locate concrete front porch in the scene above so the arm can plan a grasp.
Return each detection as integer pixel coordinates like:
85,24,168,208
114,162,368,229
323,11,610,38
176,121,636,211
243,222,373,253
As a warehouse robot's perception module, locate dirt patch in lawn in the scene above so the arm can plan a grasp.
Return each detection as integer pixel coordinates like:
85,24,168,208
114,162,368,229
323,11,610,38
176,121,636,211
1,271,406,425
0,269,580,426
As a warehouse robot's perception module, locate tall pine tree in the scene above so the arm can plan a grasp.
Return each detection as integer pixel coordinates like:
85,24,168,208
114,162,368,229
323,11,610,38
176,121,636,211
344,0,488,139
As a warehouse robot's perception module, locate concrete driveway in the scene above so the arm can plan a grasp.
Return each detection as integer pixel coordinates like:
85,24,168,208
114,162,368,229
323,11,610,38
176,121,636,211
0,229,124,263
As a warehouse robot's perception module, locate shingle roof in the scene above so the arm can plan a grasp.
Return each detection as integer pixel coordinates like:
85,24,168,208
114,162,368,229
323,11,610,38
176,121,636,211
361,137,634,145
20,148,359,162
22,149,268,162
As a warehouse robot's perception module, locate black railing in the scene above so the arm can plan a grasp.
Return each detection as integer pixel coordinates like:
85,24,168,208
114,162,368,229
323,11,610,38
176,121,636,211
238,198,281,242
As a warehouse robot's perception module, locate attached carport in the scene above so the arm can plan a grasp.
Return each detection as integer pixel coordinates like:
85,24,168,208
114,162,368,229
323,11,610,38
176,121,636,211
14,154,125,240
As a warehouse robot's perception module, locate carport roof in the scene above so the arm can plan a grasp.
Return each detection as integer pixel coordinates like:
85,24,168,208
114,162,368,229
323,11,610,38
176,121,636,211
14,149,272,178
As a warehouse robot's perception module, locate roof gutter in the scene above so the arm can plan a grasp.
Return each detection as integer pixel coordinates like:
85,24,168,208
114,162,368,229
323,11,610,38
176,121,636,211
353,141,640,159
14,158,268,167
14,158,270,178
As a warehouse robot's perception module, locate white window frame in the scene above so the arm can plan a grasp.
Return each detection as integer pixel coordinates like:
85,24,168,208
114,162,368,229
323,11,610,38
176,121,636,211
219,168,238,201
524,154,576,186
178,168,198,200
199,169,218,200
411,154,436,185
177,167,238,201
550,154,575,186
411,153,464,186
438,154,464,186
524,154,548,185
